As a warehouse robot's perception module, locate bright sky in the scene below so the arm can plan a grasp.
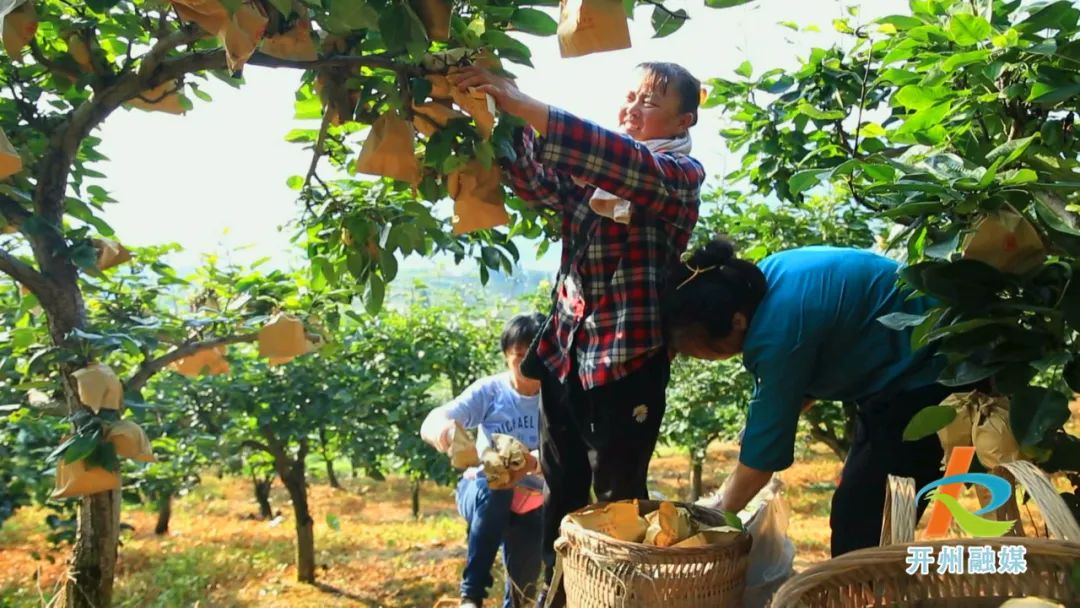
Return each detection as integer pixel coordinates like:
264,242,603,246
96,0,906,276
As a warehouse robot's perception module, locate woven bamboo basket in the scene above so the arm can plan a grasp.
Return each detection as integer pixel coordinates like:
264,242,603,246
553,500,752,608
771,460,1080,607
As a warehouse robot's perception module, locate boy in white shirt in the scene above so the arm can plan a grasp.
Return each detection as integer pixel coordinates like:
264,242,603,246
422,314,546,608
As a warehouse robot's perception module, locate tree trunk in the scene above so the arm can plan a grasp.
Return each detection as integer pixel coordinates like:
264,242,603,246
43,283,118,608
318,428,341,489
154,492,172,535
253,475,273,520
411,478,421,520
281,467,316,584
690,455,704,502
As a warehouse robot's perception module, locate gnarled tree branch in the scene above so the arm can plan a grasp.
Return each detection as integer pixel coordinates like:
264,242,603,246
0,248,51,298
126,330,257,393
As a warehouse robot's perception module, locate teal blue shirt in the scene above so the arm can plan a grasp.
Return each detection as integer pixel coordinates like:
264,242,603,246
738,247,944,472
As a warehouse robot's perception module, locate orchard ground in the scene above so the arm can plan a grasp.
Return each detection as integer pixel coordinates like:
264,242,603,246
3,402,1077,608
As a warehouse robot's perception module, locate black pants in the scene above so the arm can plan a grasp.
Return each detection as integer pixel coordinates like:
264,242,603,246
537,353,670,605
830,382,965,557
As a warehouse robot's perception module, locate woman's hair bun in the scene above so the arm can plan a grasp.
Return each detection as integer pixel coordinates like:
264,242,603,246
686,235,736,268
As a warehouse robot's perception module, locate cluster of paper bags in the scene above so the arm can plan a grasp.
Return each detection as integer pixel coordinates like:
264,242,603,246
567,499,742,548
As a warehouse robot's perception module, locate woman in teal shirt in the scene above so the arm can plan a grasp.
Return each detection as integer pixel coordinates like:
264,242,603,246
664,237,969,556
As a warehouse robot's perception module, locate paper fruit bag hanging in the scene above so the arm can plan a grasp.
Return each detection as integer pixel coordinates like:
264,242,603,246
971,393,1020,470
557,0,631,59
0,127,22,179
449,86,496,139
106,420,155,463
962,205,1046,274
258,312,308,360
124,80,186,115
219,2,268,73
260,16,318,62
171,346,229,377
71,362,123,414
52,458,121,499
448,161,508,235
2,0,35,61
93,238,133,270
412,100,465,137
169,0,229,35
411,0,451,42
355,113,420,184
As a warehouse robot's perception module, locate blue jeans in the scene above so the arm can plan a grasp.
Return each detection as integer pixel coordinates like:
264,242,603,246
456,476,543,607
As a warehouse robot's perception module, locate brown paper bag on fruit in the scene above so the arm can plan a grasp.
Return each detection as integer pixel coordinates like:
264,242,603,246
448,161,508,235
52,458,121,499
64,31,94,72
567,501,649,542
449,422,480,469
71,362,123,414
557,0,630,59
972,393,1020,470
169,0,228,34
355,114,420,184
219,2,268,72
2,0,36,61
260,16,318,61
426,74,453,99
481,447,512,487
258,312,307,359
93,238,133,270
936,391,978,469
412,101,467,137
106,420,155,463
170,346,229,378
411,0,451,42
450,86,496,139
124,80,186,115
643,501,694,547
492,433,529,471
0,127,22,179
962,206,1046,275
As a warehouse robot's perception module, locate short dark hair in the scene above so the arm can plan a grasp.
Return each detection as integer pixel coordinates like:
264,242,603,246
662,236,767,340
638,62,702,127
500,313,545,353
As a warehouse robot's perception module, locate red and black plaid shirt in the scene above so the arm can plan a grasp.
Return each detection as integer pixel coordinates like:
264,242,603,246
503,108,704,389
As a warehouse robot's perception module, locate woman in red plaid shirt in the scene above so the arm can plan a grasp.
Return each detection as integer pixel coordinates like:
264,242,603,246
452,62,705,606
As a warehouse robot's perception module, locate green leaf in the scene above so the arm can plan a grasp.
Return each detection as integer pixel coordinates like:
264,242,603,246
948,13,992,46
286,176,304,190
939,360,1003,387
735,60,752,79
795,102,845,121
985,135,1035,168
380,250,399,282
511,8,558,36
1034,199,1080,256
379,4,429,59
651,6,688,38
69,243,101,272
894,85,951,110
878,312,930,331
942,49,990,71
903,406,956,441
1009,386,1070,447
998,168,1037,185
410,77,432,105
85,0,122,12
294,97,322,120
365,275,386,315
623,0,635,18
788,169,826,194
704,0,754,7
1027,83,1080,105
1064,359,1080,393
267,0,293,16
475,140,495,170
333,0,379,29
63,434,100,464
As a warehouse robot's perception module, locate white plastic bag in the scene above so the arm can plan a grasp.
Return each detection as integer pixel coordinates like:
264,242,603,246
698,476,795,608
